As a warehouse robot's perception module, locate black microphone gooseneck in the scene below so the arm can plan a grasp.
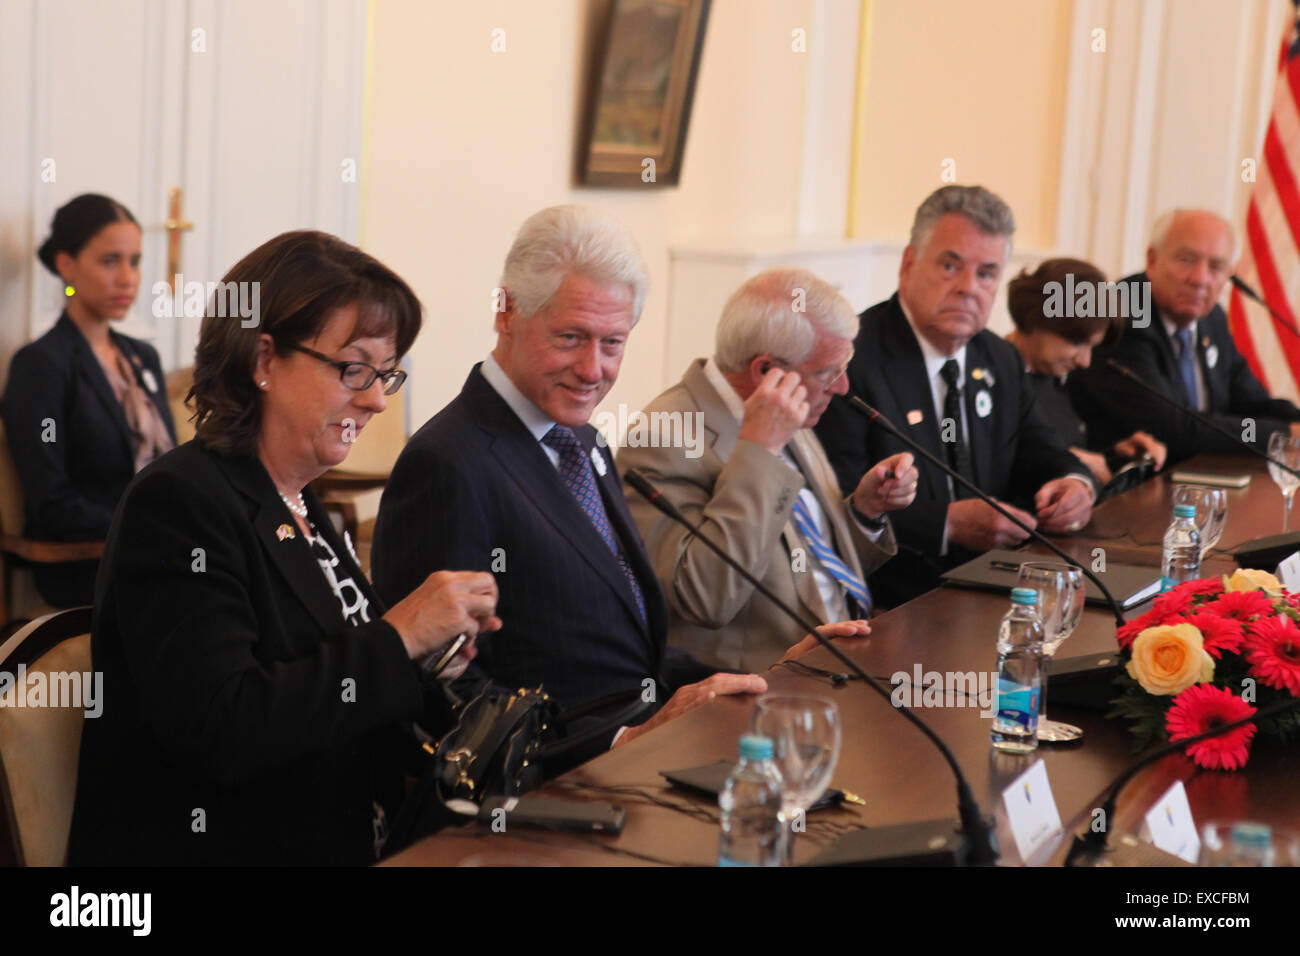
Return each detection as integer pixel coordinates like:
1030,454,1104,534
847,396,1127,628
1229,274,1300,339
1105,358,1300,481
624,468,999,866
1064,694,1300,866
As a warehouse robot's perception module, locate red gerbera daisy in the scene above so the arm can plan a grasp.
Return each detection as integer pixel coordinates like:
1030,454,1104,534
1180,611,1245,659
1117,608,1174,651
1153,588,1196,617
1165,684,1258,771
1204,589,1273,624
1174,578,1225,601
1244,615,1300,696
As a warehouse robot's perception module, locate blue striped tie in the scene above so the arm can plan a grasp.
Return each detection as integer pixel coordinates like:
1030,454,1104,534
789,494,872,617
542,425,647,623
1175,327,1200,409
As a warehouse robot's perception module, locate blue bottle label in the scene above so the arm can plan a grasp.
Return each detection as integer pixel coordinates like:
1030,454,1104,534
996,681,1038,730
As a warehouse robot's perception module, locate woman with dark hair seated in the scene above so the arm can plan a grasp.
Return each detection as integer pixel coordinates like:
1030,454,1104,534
68,230,500,865
1005,257,1167,488
2,194,176,608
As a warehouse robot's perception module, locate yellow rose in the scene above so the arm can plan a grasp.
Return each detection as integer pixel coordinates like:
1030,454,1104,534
1224,568,1282,594
1125,623,1215,696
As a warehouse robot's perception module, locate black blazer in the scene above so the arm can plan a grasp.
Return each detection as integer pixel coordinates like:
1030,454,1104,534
68,441,442,866
371,366,714,757
1,313,176,606
1068,273,1300,464
815,295,1090,606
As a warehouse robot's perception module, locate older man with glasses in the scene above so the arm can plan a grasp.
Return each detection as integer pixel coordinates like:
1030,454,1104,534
619,267,917,673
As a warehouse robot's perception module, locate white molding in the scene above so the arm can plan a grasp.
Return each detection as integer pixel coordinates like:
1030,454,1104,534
1120,0,1165,270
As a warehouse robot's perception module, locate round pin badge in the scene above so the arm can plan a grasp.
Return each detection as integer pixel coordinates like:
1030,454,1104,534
1206,344,1219,369
141,368,159,394
591,447,608,476
975,389,993,418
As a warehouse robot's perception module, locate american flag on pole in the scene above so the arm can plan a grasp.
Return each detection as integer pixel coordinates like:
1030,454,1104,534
1229,0,1300,404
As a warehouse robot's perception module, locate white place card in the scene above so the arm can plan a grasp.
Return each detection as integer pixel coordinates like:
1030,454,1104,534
1001,759,1063,863
1277,551,1300,594
1142,780,1200,864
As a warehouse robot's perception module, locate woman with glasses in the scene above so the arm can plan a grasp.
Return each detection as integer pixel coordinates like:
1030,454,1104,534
2,194,176,608
68,230,500,865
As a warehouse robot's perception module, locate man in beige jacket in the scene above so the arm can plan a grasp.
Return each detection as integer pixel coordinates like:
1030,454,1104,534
618,268,918,672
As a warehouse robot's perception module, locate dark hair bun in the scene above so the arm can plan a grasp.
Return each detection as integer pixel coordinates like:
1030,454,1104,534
36,193,138,278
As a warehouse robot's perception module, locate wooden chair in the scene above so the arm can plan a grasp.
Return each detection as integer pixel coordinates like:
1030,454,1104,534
166,365,196,445
0,606,93,866
0,422,103,625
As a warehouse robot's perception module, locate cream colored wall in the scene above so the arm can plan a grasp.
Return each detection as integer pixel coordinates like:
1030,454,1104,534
849,0,1073,252
365,0,831,429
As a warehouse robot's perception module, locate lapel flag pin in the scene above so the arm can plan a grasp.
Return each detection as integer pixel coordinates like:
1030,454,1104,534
906,409,924,426
276,523,295,541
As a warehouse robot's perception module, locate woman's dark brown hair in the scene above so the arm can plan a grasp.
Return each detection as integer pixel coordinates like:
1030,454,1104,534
189,230,422,455
37,193,139,276
1006,257,1122,347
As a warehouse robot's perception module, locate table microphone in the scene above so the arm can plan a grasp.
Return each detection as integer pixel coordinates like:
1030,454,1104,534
847,396,1127,628
1064,694,1300,866
625,468,998,866
1104,358,1300,481
1230,274,1300,339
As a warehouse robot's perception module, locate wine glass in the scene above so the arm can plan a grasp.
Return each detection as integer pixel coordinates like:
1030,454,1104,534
1172,484,1228,559
1016,562,1086,743
751,694,842,865
1268,432,1300,531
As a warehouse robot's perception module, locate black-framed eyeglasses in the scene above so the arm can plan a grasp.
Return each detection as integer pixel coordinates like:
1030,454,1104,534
287,344,407,395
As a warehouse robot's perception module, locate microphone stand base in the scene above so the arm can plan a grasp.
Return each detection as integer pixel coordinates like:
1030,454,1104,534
806,818,983,867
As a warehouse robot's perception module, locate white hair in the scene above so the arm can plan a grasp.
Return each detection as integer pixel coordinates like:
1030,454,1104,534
499,205,648,321
1149,209,1237,261
714,267,857,374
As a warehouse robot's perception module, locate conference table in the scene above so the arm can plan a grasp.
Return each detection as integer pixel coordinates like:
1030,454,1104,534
385,453,1299,867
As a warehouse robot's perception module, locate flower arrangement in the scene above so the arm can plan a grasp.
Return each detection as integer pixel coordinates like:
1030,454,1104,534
1109,569,1300,771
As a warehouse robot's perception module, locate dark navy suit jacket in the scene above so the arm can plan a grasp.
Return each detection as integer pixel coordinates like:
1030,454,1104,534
1068,272,1300,464
371,365,714,757
815,295,1089,607
2,312,176,605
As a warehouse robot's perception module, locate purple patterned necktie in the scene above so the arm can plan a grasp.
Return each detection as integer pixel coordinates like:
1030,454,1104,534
542,425,647,622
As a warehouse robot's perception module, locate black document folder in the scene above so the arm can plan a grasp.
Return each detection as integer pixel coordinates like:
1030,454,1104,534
940,549,1161,611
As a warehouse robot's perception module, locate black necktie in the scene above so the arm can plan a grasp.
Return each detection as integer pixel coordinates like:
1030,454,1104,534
939,359,975,496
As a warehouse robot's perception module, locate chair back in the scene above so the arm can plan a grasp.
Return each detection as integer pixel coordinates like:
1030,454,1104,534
166,366,196,445
0,606,93,866
0,419,26,540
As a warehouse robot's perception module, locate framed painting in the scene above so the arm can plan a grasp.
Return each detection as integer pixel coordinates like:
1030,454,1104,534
579,0,711,187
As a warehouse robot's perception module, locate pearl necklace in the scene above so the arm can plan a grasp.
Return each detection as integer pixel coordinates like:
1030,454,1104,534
280,491,308,517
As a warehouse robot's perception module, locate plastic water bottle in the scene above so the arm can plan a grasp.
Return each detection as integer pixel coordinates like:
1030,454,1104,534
718,734,784,867
1161,503,1202,591
991,587,1044,754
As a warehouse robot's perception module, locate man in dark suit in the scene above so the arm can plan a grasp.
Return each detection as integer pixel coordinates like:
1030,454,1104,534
815,185,1095,607
1068,209,1300,464
372,206,772,756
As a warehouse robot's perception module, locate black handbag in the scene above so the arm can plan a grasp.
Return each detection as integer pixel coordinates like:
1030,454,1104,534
387,684,651,851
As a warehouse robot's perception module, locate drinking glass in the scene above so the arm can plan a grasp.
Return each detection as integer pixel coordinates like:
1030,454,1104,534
1016,562,1086,742
751,694,842,865
1268,432,1300,531
1172,484,1228,559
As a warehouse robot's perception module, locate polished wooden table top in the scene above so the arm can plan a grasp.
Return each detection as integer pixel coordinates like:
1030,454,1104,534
385,454,1298,866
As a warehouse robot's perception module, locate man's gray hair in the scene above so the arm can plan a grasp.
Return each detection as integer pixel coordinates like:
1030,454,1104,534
1149,208,1237,260
714,267,857,374
909,185,1016,251
500,205,648,321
